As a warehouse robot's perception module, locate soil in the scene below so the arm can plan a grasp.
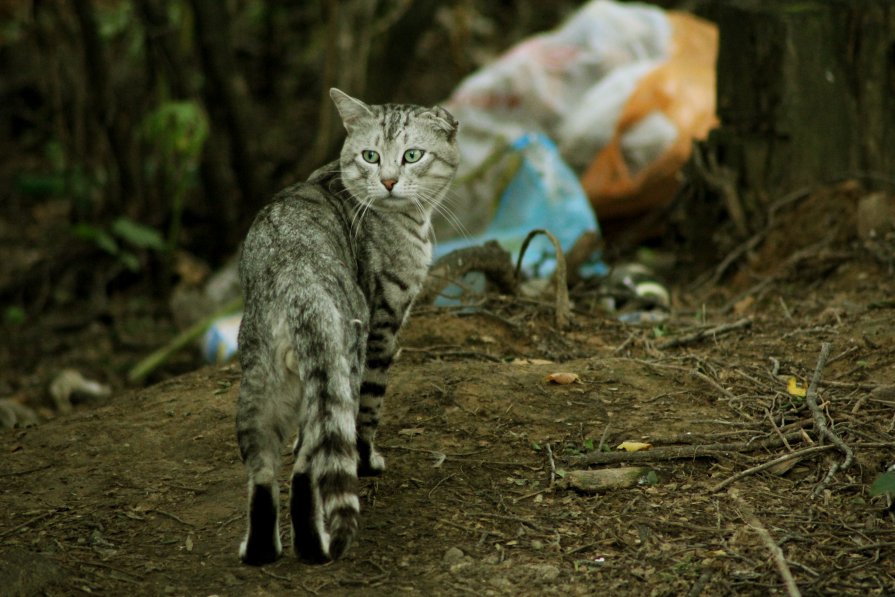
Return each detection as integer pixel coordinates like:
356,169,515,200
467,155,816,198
2,183,895,596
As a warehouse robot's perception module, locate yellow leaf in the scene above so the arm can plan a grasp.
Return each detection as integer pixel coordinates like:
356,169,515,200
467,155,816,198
616,441,652,452
545,372,580,385
787,377,807,397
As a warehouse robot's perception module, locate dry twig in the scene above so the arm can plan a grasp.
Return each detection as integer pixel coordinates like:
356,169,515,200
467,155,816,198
805,342,854,497
417,241,516,305
732,491,802,597
516,229,570,329
657,318,752,350
572,432,806,465
546,443,556,487
710,444,836,492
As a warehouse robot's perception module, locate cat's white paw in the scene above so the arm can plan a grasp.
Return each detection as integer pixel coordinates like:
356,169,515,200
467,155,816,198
239,529,282,565
369,450,386,472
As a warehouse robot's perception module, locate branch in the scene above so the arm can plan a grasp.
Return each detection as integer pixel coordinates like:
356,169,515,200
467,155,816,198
710,444,836,492
733,492,802,597
805,342,854,497
417,241,516,305
516,229,570,329
571,432,806,466
189,0,261,213
657,318,753,349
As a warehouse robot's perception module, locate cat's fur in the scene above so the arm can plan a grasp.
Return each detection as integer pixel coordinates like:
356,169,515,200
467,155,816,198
235,88,459,565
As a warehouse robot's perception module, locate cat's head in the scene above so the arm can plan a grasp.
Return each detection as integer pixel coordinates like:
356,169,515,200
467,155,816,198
331,88,459,213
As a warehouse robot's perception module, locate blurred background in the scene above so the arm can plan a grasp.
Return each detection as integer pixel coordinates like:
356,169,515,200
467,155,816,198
0,0,713,390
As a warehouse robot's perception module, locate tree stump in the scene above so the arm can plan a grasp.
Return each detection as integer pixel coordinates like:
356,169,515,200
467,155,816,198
694,0,895,236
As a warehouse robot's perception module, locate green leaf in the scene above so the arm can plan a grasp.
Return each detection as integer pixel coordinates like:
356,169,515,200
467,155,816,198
531,441,541,451
141,101,209,161
111,217,166,251
870,471,895,497
118,250,141,272
72,223,119,255
3,306,25,325
583,438,595,452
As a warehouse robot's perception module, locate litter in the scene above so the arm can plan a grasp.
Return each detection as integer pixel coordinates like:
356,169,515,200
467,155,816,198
441,0,717,231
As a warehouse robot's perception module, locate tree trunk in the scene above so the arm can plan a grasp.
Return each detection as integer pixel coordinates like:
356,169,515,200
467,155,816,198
72,0,142,214
190,0,263,230
695,0,895,235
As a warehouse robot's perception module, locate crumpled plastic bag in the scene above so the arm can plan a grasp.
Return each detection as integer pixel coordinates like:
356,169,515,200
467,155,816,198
438,0,717,237
435,133,605,279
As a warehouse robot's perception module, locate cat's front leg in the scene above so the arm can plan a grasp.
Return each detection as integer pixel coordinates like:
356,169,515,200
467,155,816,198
357,319,397,476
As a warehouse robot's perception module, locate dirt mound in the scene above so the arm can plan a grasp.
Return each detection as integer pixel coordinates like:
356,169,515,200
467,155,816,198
2,185,894,595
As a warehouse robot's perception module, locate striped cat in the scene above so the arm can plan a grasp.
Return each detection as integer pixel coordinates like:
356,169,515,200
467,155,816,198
236,88,459,564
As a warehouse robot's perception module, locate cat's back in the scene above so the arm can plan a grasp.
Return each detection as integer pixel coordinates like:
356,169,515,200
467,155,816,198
239,173,354,292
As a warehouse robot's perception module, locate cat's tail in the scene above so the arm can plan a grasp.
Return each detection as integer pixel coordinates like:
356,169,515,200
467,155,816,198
291,353,360,562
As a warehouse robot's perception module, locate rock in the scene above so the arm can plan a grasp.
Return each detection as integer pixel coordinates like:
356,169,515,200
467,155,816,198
442,546,466,565
559,467,655,493
857,192,895,241
0,399,38,429
525,563,561,581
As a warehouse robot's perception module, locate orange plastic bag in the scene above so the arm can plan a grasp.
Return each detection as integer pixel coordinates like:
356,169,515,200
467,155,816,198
581,13,718,219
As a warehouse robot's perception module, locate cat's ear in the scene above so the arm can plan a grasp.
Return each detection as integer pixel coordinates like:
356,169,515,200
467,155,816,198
330,88,373,131
424,106,459,141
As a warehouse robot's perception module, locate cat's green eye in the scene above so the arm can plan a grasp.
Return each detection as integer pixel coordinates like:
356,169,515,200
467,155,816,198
403,149,425,164
361,150,380,164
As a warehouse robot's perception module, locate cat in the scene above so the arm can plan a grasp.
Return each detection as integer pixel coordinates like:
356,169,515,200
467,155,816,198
235,88,459,565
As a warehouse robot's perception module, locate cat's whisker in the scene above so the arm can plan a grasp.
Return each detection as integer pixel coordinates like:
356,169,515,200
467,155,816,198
415,187,470,240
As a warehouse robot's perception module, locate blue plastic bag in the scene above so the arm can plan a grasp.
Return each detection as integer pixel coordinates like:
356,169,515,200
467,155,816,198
433,133,606,303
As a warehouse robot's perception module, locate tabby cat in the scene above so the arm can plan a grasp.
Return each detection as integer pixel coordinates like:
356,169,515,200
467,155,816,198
235,88,459,564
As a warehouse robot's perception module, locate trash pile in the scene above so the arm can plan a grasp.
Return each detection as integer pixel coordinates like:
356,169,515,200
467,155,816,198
195,0,719,364
441,0,717,236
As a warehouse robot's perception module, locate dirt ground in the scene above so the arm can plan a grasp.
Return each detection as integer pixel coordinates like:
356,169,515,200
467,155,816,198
2,184,894,596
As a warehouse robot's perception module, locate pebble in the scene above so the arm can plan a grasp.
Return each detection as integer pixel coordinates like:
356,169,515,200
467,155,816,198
442,546,465,565
526,563,561,581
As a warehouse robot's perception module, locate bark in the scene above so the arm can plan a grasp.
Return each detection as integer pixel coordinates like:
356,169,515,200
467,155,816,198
71,0,141,213
137,0,235,255
694,0,895,235
190,0,263,224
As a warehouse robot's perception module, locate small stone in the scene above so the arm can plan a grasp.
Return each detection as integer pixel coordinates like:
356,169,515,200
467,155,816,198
526,563,561,581
443,546,465,565
857,192,895,240
483,553,500,565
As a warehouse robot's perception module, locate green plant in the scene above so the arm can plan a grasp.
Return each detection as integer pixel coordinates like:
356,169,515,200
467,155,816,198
870,471,895,499
140,101,209,255
73,216,166,272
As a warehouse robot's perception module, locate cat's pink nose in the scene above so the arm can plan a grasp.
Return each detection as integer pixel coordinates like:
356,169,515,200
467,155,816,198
381,178,397,191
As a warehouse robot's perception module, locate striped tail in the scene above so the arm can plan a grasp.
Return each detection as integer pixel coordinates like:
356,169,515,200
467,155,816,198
291,359,360,562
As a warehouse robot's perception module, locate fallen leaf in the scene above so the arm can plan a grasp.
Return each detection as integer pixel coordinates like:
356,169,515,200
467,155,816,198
787,377,807,397
732,295,755,315
616,441,652,452
768,458,801,476
545,372,580,385
398,427,425,437
185,535,193,552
